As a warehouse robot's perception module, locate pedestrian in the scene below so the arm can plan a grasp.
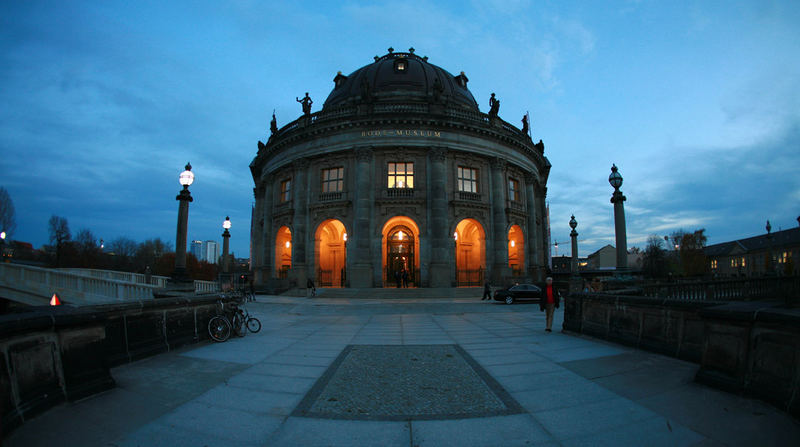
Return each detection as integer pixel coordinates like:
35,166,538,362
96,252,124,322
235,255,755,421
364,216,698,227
249,277,256,301
395,270,402,288
307,277,316,298
482,280,492,300
402,269,409,288
539,277,560,332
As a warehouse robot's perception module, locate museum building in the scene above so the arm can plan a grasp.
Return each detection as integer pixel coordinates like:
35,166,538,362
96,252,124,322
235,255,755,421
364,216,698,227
249,48,551,289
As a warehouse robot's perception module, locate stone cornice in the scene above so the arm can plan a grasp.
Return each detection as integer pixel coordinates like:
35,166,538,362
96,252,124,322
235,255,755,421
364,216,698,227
252,109,545,175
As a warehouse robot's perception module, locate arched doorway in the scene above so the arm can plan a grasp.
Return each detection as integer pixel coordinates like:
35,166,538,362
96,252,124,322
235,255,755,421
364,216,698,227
508,225,524,276
454,218,486,286
275,226,292,278
381,216,420,287
315,219,347,287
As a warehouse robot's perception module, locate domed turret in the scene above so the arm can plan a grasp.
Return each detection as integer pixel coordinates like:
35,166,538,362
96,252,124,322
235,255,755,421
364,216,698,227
323,47,478,111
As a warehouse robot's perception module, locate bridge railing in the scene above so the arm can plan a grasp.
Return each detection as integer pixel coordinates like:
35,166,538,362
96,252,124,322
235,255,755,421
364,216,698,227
641,275,800,306
58,268,169,288
1,263,156,305
194,280,220,294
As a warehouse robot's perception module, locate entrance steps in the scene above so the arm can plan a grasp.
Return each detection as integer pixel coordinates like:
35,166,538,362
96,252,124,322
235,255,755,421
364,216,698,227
283,287,483,300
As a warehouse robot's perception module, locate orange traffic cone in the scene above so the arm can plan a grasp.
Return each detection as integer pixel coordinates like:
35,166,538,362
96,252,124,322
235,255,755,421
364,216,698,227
50,293,62,306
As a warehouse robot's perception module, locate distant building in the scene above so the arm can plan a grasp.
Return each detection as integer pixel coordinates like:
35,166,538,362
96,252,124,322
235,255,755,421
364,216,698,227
588,245,616,270
203,240,219,265
550,255,588,274
705,226,799,277
190,240,203,261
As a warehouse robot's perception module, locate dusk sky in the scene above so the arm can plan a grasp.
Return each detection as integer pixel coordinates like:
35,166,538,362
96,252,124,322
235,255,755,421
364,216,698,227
1,1,798,259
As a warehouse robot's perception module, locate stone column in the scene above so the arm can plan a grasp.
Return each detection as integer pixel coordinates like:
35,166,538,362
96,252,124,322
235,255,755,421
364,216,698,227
428,147,450,287
291,158,310,286
222,226,230,273
569,215,578,275
172,186,192,284
524,174,539,279
260,179,273,281
538,185,549,278
612,191,628,271
490,157,511,283
350,147,374,287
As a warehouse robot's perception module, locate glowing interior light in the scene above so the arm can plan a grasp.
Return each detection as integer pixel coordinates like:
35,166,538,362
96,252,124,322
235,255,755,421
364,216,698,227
285,241,291,248
398,231,404,240
343,233,348,241
453,232,458,241
510,240,516,247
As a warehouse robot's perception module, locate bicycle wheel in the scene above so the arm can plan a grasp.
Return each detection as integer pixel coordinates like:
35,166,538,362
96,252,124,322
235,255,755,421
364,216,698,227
208,316,231,342
231,311,246,337
246,317,262,333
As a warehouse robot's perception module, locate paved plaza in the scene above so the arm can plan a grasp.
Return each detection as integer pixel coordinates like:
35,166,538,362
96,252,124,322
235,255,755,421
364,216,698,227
6,295,800,446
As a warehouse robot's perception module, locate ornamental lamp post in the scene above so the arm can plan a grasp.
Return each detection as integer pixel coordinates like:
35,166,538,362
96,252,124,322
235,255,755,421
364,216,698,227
222,216,231,274
569,215,579,276
172,162,194,285
609,164,628,272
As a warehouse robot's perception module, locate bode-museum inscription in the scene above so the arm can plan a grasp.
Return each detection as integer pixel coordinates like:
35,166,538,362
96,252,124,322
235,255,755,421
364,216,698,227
361,129,442,138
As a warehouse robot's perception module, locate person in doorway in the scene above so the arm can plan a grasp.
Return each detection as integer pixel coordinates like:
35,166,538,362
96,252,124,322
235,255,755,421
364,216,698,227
539,277,560,332
482,281,492,300
307,278,316,297
395,270,402,288
402,269,409,288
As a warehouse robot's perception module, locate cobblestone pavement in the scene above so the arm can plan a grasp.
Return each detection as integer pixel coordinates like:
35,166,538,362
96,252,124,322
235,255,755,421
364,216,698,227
6,295,800,447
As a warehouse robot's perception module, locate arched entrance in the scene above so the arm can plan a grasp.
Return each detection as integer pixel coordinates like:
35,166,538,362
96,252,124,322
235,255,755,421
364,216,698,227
315,219,347,287
454,218,486,286
275,226,292,278
381,216,420,287
508,225,524,276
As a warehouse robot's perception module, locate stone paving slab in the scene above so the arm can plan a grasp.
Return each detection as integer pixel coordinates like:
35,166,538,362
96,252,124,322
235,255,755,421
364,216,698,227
411,414,554,446
265,418,410,447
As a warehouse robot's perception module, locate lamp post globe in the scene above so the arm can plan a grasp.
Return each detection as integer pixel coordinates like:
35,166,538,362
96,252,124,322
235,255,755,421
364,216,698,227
179,163,194,188
608,164,623,190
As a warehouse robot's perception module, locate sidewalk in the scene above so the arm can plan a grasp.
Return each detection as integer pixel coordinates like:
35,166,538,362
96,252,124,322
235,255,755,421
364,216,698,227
6,296,799,446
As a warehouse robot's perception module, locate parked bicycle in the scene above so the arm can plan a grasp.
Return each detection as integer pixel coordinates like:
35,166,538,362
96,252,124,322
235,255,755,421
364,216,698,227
207,298,261,342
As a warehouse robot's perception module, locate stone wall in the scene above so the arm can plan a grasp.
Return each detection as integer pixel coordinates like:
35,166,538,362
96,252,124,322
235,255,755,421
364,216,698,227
0,295,221,437
563,293,715,363
564,293,800,418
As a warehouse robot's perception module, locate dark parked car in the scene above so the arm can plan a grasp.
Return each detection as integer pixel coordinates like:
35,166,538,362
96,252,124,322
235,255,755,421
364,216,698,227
493,283,542,304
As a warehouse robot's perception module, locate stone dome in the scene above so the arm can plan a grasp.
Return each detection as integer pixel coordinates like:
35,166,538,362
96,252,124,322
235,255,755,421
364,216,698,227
323,48,479,111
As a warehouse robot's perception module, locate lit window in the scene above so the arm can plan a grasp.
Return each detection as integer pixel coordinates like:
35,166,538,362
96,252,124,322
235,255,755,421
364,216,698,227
388,162,414,188
458,166,478,193
730,258,736,268
741,257,746,267
280,179,291,202
321,167,344,193
508,178,520,202
711,260,717,269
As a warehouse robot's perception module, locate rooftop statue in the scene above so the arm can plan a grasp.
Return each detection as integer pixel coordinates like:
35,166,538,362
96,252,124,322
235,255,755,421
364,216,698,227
270,111,278,134
488,93,500,117
296,92,313,116
521,114,529,135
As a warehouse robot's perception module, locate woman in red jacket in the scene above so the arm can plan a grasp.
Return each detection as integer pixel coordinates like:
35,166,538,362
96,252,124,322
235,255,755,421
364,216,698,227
539,277,560,332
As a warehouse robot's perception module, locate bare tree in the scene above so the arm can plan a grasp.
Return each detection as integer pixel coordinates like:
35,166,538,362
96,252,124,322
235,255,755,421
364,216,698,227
0,187,16,238
48,215,71,267
75,228,100,268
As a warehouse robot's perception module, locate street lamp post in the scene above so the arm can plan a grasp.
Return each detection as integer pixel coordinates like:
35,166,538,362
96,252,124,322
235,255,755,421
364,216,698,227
569,215,582,293
172,163,194,285
222,216,231,273
569,215,579,275
609,164,628,272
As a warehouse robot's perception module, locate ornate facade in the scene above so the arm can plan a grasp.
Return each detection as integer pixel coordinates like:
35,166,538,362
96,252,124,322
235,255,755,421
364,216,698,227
250,49,551,288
